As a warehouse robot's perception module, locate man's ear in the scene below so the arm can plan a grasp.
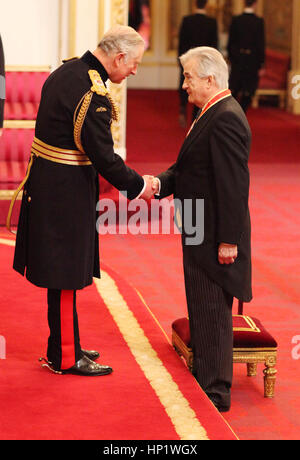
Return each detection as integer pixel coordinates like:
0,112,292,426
114,53,125,67
206,75,214,88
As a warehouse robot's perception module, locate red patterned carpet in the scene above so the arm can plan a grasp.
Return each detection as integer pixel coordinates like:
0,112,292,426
0,234,237,441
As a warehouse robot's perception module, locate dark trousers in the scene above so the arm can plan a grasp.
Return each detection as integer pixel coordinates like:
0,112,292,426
183,261,233,408
47,289,82,370
229,64,259,113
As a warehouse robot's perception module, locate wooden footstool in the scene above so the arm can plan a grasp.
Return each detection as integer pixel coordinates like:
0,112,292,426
172,314,278,398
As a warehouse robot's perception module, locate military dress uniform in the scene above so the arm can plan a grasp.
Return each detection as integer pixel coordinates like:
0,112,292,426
227,10,265,112
9,51,145,373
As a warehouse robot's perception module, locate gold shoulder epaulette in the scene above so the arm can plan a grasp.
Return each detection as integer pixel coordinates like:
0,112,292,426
88,69,119,122
88,69,108,96
62,56,79,63
73,69,119,152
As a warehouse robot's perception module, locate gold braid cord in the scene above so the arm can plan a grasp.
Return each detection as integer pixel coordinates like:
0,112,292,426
73,69,119,153
73,91,93,153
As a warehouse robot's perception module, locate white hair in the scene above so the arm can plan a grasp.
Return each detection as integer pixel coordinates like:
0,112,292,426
98,25,145,61
179,46,229,89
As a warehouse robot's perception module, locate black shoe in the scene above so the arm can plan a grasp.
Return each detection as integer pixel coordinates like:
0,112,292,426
214,404,230,413
39,355,112,376
81,349,100,361
61,355,113,376
208,395,230,413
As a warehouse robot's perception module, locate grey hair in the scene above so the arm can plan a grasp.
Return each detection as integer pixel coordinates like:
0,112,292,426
179,46,229,89
98,25,145,61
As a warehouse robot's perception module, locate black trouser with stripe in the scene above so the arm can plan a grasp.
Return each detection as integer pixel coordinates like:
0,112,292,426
183,260,233,408
47,289,82,370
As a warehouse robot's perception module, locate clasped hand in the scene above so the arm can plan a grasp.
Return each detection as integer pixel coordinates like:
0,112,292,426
140,175,159,200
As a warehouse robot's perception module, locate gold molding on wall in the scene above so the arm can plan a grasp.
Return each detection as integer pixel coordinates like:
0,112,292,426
3,120,36,129
69,0,77,58
5,65,51,72
98,0,105,40
0,190,23,201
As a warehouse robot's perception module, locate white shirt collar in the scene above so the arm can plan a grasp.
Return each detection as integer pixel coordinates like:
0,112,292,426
244,8,255,13
195,9,206,15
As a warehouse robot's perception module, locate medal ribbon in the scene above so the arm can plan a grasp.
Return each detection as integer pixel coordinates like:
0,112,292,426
186,89,231,137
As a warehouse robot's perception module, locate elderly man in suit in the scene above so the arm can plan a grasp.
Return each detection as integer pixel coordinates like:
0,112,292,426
152,47,252,412
11,26,154,377
178,0,218,126
227,0,265,112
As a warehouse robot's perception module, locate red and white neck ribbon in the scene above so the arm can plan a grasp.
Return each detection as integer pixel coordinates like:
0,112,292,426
186,88,231,137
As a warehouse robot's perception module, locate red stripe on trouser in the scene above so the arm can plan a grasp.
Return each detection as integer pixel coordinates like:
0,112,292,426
60,290,75,369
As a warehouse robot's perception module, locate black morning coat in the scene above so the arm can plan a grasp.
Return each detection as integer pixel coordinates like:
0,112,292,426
227,12,265,72
178,13,218,57
157,96,252,302
13,51,144,290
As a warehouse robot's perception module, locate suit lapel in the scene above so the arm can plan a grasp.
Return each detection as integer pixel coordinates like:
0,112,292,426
176,96,233,166
176,106,216,165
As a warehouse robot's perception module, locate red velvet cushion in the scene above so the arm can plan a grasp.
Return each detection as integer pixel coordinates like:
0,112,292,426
4,102,39,120
5,71,49,103
259,49,290,89
172,316,277,350
0,160,28,187
0,128,34,162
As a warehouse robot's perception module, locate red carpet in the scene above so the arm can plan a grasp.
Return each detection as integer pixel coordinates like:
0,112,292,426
0,234,237,440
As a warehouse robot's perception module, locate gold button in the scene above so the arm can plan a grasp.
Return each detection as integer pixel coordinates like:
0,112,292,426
28,196,31,202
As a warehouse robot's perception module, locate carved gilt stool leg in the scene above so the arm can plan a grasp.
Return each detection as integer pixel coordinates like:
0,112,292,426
247,362,257,377
263,354,277,398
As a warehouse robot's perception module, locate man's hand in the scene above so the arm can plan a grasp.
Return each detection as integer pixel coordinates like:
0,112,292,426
140,175,155,200
218,243,238,265
151,177,160,194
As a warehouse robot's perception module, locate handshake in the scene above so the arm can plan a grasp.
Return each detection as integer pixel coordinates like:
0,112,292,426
140,175,160,200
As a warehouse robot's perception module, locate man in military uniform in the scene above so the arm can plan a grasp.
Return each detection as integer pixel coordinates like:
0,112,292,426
9,26,153,376
178,0,218,127
227,0,265,112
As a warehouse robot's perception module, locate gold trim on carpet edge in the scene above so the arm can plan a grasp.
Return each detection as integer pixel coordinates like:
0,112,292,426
94,273,210,441
134,288,172,345
134,286,239,441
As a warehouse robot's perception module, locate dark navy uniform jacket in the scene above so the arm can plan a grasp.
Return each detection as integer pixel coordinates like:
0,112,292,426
13,51,144,290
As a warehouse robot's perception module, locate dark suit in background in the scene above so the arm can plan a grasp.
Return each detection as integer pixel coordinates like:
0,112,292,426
0,34,5,130
157,95,252,410
227,10,265,112
178,10,218,124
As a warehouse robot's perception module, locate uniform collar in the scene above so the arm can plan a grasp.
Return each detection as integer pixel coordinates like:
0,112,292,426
195,9,206,15
81,50,109,83
244,8,255,13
